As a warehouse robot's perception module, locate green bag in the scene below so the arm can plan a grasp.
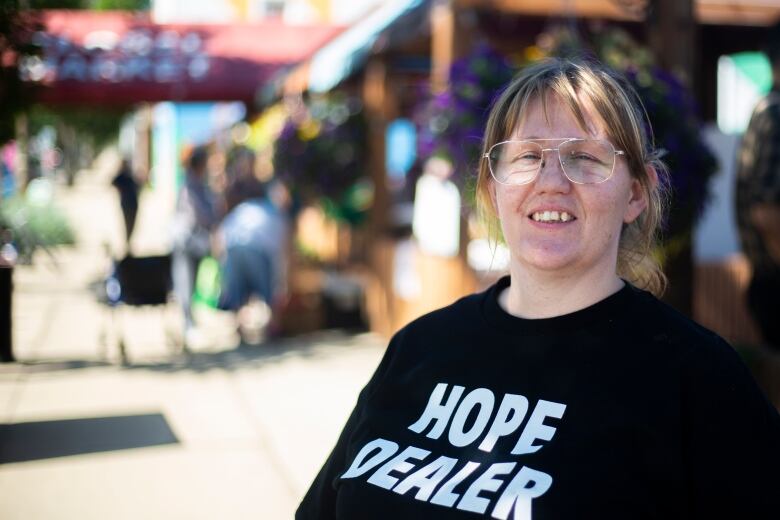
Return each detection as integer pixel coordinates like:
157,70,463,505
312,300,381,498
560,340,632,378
193,255,221,309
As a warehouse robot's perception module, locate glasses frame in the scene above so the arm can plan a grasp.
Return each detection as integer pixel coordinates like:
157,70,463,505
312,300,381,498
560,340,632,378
484,138,626,186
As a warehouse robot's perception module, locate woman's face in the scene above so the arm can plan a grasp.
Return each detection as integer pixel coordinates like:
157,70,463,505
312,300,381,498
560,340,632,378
490,94,647,280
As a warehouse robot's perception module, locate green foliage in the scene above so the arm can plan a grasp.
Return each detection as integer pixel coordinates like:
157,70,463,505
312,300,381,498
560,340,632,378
29,104,127,150
90,0,150,9
0,192,75,264
28,0,149,8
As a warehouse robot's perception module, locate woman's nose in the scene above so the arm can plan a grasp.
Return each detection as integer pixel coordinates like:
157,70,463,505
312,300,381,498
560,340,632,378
536,151,571,191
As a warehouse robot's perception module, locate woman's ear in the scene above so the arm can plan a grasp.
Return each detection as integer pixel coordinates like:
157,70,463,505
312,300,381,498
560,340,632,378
623,165,656,224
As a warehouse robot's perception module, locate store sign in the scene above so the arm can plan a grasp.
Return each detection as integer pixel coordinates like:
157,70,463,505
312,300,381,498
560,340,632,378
19,11,344,105
21,29,211,85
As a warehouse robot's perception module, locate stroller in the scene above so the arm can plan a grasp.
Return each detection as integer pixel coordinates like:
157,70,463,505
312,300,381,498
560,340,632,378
97,253,178,363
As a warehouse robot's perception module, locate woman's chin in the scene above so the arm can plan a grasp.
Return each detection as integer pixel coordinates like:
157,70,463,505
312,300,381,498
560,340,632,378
512,249,579,274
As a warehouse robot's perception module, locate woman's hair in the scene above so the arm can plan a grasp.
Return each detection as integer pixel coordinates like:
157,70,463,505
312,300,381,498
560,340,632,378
188,145,210,172
475,57,669,296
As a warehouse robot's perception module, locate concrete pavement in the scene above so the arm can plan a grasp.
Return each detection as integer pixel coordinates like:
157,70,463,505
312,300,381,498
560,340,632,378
0,155,386,519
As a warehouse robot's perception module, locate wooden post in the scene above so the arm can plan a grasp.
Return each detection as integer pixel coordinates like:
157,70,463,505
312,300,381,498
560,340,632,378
363,58,394,236
57,122,77,186
647,0,696,90
428,0,478,312
646,0,696,318
431,0,456,94
363,57,400,336
14,113,28,191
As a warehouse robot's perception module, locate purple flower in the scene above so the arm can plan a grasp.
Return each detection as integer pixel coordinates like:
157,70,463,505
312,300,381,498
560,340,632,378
414,43,515,189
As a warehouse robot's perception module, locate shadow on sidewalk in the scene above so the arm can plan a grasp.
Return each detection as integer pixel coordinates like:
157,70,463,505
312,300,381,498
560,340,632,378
134,330,379,373
0,412,179,464
4,330,382,375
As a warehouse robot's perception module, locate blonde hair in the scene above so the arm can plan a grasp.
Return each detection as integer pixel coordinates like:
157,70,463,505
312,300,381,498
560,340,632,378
476,58,669,295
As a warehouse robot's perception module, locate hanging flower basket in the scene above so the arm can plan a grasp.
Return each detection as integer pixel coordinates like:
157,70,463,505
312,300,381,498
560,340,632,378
414,43,515,198
273,93,370,226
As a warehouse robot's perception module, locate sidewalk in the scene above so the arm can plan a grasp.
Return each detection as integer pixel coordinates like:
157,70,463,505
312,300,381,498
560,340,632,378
0,158,386,519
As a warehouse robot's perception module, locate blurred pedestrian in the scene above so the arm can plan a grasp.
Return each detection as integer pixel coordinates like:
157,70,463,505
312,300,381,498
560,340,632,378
298,58,780,519
222,145,266,216
216,179,290,341
736,20,780,351
171,146,218,347
111,158,139,250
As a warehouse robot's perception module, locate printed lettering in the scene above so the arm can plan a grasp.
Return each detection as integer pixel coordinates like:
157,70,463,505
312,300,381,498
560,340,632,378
479,394,529,452
408,383,465,439
448,388,495,447
393,455,458,501
341,438,398,479
351,384,566,518
429,461,480,507
367,446,430,490
491,466,553,520
457,462,517,514
511,400,566,455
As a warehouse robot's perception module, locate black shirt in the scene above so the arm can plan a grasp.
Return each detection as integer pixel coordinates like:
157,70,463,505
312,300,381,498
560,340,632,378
297,277,780,519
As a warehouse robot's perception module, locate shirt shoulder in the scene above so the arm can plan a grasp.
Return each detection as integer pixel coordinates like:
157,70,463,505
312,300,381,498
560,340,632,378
626,285,776,411
624,284,729,352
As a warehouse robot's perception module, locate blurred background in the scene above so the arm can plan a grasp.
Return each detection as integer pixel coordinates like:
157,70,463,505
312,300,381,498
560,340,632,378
1,0,780,518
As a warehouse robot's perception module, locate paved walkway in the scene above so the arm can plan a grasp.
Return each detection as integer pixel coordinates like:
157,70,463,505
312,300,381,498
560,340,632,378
0,155,385,519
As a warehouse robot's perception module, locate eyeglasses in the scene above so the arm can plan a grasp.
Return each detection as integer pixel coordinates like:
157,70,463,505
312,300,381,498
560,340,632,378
484,138,626,185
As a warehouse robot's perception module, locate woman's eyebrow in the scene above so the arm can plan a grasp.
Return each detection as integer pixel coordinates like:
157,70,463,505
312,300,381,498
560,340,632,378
509,135,591,141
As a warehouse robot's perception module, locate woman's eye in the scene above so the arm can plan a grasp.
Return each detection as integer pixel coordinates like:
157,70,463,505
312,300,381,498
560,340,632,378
571,153,599,163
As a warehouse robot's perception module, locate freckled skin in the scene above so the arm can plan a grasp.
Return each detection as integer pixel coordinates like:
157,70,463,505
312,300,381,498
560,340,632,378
491,95,646,284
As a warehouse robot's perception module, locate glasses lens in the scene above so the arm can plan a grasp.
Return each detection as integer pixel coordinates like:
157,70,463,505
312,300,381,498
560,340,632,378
489,141,542,185
559,139,615,184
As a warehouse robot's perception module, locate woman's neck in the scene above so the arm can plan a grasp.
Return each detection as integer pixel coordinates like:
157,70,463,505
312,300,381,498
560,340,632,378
499,265,624,319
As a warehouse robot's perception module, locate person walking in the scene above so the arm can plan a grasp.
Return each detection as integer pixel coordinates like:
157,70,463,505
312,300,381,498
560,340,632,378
736,20,780,351
111,158,139,250
171,146,217,347
297,58,780,519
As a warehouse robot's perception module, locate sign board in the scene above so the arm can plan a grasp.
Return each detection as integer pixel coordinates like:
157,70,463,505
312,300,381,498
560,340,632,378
20,10,343,105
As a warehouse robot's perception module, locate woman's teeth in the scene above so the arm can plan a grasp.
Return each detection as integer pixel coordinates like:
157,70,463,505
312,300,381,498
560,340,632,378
531,211,573,222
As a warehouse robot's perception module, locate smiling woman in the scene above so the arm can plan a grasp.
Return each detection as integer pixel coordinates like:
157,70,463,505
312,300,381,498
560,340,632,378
476,59,668,306
296,58,780,520
476,62,662,318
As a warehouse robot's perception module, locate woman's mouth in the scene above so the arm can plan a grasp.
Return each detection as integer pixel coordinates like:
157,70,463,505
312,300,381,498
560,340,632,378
530,211,575,223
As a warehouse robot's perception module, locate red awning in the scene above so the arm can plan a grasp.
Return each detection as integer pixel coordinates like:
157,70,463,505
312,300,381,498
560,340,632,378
21,10,344,106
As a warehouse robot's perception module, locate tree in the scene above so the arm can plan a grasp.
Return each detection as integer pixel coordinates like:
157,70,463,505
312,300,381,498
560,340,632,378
0,0,41,146
10,0,151,184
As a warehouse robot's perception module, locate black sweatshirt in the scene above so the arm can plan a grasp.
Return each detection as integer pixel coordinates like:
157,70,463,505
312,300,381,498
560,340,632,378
297,276,780,519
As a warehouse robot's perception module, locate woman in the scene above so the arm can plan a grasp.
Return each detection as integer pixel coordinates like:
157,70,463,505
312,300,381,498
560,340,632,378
297,58,780,519
171,146,218,347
